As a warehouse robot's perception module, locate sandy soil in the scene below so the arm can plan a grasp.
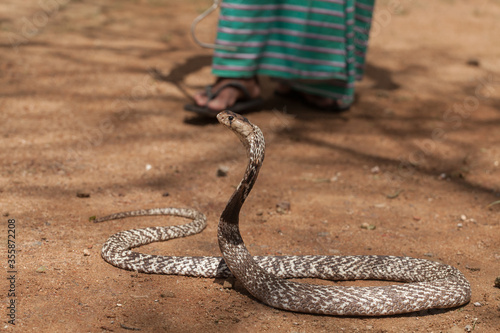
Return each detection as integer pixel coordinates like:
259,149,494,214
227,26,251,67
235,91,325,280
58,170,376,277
1,0,499,332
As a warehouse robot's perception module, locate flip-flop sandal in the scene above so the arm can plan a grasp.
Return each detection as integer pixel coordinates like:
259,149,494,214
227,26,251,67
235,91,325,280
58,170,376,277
274,88,351,113
184,81,264,117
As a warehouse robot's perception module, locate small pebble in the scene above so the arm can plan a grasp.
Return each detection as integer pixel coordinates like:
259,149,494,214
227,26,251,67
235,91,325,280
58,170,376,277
83,249,91,256
457,223,463,228
162,192,170,197
160,291,176,298
317,232,329,237
216,166,229,177
460,214,467,221
370,166,380,174
424,253,434,257
413,216,421,221
76,191,90,198
439,173,447,180
473,302,482,307
466,58,480,67
36,266,47,273
145,164,152,171
494,276,500,288
464,325,472,332
276,201,291,214
116,303,122,307
360,222,376,230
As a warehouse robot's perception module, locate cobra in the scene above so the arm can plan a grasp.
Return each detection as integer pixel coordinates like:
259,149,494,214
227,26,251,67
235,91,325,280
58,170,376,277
95,110,471,316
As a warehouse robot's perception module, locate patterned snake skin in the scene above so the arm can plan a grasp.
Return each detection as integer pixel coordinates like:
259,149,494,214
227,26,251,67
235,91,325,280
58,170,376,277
96,110,471,316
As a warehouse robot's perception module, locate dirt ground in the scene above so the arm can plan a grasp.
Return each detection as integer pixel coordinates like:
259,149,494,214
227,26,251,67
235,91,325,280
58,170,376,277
1,0,500,332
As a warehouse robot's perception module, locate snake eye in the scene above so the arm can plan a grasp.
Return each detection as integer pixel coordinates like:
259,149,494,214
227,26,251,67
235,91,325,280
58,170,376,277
228,115,234,122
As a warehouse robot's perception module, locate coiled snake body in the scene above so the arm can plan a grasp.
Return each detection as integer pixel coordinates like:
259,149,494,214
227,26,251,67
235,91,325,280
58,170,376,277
96,111,471,316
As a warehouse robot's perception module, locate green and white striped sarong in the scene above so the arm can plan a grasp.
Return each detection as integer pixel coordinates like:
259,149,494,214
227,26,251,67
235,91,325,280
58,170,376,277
212,0,375,106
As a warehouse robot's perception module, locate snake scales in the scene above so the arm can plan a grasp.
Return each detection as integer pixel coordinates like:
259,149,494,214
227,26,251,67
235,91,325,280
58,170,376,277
95,110,471,316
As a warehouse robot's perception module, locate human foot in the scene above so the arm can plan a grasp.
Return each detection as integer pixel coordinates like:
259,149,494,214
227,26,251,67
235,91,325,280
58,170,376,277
193,77,261,111
275,83,350,111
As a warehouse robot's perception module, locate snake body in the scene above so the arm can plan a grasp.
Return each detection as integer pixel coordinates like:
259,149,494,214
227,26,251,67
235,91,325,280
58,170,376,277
96,110,471,316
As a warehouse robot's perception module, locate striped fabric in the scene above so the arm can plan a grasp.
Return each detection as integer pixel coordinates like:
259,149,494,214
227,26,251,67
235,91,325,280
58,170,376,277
211,0,375,106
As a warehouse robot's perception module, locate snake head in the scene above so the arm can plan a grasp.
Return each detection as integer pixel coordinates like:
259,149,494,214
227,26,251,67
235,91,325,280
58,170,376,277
217,110,249,126
217,110,254,146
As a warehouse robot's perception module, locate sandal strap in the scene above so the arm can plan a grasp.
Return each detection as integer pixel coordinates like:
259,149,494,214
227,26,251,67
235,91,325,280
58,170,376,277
205,77,258,101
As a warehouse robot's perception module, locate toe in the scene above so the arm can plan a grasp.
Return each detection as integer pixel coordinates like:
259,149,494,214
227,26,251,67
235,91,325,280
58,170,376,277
193,91,209,107
207,87,239,110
